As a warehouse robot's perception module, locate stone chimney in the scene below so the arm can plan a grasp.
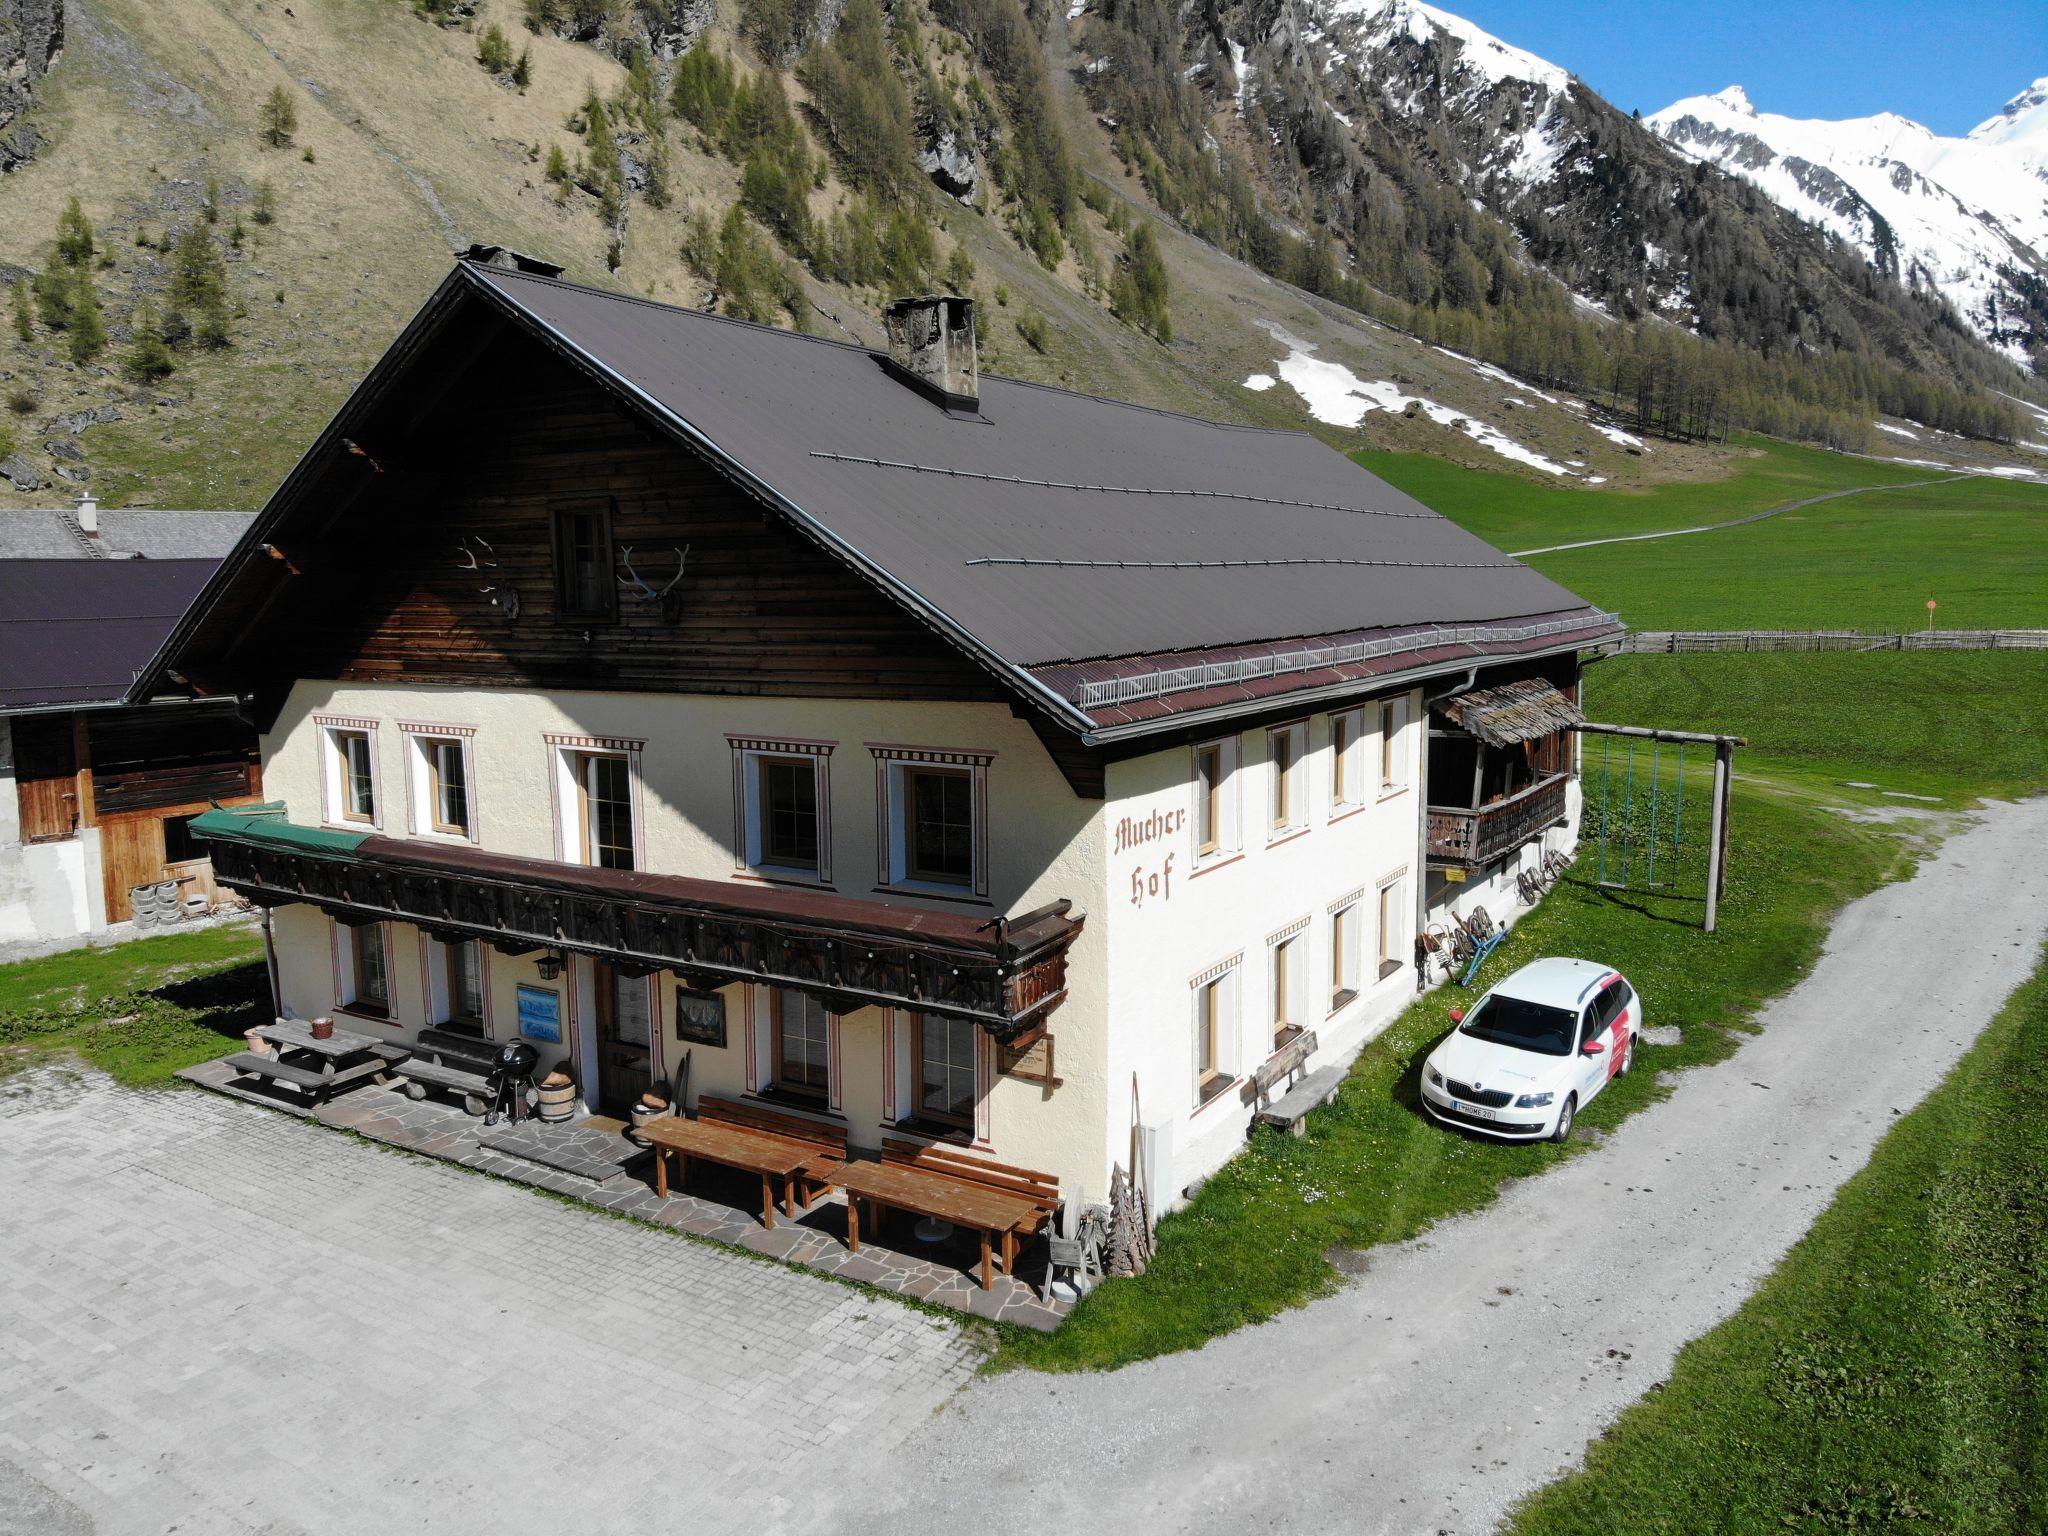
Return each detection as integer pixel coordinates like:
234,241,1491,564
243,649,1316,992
74,491,99,537
883,296,978,414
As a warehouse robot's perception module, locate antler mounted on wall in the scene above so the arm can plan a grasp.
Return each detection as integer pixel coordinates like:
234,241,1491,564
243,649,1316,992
455,534,520,623
617,544,687,624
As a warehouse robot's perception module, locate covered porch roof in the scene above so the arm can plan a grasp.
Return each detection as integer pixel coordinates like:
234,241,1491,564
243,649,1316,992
1435,677,1584,748
191,805,1080,1041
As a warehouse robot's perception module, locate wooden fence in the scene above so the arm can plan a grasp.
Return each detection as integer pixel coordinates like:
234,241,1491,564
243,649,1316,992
1621,629,2048,654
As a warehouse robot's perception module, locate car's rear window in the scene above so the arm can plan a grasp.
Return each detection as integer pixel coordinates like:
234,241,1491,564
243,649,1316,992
1460,994,1577,1056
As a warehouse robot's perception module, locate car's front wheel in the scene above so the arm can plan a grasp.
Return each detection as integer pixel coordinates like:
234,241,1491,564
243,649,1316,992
1551,1094,1577,1143
1617,1034,1636,1076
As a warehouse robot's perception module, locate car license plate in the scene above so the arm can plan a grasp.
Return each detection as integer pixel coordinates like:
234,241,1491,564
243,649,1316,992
1453,1100,1495,1121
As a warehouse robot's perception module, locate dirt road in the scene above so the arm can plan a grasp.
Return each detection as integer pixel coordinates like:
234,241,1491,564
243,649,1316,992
788,795,2048,1535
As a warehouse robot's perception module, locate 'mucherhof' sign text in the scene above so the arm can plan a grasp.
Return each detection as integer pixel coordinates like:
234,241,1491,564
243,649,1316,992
1117,805,1185,908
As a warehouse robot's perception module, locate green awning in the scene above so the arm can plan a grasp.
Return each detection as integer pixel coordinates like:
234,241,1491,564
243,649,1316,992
188,802,372,854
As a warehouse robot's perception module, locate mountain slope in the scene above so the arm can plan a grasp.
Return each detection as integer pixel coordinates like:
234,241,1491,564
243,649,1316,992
1647,79,2048,369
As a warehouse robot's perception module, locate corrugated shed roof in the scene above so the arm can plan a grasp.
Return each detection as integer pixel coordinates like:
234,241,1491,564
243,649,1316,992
1438,677,1585,747
469,268,1612,671
0,558,221,711
0,509,254,560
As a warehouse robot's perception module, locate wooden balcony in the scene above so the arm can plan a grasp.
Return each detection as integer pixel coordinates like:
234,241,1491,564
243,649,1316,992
1426,772,1570,872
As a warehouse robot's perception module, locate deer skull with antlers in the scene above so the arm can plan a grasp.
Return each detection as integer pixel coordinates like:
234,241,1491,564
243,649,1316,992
617,545,687,622
456,534,520,622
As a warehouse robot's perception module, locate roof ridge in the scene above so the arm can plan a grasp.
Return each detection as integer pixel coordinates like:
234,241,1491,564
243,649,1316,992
468,264,1317,440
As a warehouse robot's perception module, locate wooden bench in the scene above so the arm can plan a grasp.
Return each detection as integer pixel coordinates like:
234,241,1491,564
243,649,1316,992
696,1096,848,1208
1252,1064,1345,1136
395,1057,494,1114
870,1141,1062,1286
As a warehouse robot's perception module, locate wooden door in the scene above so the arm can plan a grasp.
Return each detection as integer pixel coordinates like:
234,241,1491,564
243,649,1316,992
592,965,651,1117
12,713,80,843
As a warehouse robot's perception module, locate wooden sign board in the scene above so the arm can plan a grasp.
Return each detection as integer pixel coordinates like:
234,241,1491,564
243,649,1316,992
998,1030,1061,1089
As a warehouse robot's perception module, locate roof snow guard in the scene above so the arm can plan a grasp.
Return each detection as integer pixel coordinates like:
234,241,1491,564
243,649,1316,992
1069,611,1621,712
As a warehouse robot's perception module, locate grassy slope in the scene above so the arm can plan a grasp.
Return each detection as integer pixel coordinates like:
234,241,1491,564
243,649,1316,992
1508,950,2048,1536
0,923,268,1086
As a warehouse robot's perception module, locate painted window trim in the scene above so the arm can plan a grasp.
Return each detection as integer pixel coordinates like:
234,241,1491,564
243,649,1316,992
1189,951,1243,1113
398,722,480,845
329,917,396,1023
1190,733,1242,870
883,1008,992,1144
1378,695,1412,796
545,733,647,871
1267,914,1311,1050
314,714,382,832
1329,707,1367,816
1266,719,1310,842
749,985,843,1113
727,734,834,886
420,930,492,1034
867,743,994,900
1375,866,1411,980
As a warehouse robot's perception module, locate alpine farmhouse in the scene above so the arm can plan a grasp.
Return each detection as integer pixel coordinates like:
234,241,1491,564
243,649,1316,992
143,249,1624,1209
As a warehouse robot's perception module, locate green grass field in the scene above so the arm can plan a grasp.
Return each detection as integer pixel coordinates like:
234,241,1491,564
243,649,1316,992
0,924,268,1086
1508,948,2048,1536
1363,439,2048,632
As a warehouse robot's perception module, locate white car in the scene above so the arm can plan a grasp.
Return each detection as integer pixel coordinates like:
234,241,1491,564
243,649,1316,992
1420,957,1641,1143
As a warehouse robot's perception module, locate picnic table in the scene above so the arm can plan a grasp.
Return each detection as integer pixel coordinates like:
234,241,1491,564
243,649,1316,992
640,1117,814,1229
836,1160,1041,1291
226,1019,401,1105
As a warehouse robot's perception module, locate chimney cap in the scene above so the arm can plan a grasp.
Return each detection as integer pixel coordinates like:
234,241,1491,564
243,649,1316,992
74,490,99,535
458,244,565,278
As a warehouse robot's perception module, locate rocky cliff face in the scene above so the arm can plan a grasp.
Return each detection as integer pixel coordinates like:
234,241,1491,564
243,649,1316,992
0,0,64,171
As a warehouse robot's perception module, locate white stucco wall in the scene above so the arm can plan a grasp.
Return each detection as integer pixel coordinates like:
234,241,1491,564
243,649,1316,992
258,682,1112,1200
0,715,99,947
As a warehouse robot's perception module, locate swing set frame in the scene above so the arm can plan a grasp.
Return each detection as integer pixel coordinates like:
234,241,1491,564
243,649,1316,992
1572,722,1746,933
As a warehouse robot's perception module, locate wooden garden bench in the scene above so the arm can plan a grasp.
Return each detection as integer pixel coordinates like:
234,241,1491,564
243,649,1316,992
837,1141,1062,1289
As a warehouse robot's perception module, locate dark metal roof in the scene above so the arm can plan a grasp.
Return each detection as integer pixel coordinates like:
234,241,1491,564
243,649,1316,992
1438,676,1586,747
465,267,1617,674
0,558,221,712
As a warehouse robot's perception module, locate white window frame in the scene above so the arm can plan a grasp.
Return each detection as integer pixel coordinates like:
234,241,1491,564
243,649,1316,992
727,734,834,885
1189,953,1242,1111
424,933,489,1032
1267,916,1310,1051
883,1009,993,1145
400,723,479,843
869,743,993,900
332,918,394,1020
1330,708,1366,816
747,985,843,1112
1379,695,1411,797
1376,870,1410,982
1191,734,1242,868
315,715,381,830
1328,888,1365,1013
546,733,645,871
1267,721,1309,840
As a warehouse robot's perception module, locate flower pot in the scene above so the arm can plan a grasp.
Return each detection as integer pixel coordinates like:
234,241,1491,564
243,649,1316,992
243,1028,274,1059
310,1016,335,1041
535,1072,578,1123
627,1095,672,1144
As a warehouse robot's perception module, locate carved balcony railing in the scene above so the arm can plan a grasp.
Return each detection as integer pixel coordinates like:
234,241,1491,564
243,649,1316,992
1426,772,1570,872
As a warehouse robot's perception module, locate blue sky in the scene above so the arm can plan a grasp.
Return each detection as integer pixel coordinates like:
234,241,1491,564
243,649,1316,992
1451,0,2047,134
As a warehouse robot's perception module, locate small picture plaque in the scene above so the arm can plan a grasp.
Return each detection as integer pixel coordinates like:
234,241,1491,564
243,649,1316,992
673,986,727,1048
516,984,562,1044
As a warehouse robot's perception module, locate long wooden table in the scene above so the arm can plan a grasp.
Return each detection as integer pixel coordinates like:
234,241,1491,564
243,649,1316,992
836,1160,1041,1291
639,1117,814,1229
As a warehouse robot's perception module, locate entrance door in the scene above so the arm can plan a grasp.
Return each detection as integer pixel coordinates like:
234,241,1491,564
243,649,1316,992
592,965,652,1118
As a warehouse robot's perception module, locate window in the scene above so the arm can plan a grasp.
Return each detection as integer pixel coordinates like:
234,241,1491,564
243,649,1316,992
1190,736,1241,866
574,751,634,870
1190,958,1240,1107
551,501,616,621
349,923,390,1016
1270,931,1306,1048
915,1013,978,1128
872,745,991,896
1331,710,1365,812
445,940,485,1029
1268,722,1307,835
1379,697,1408,792
1377,877,1407,979
1329,900,1361,1010
772,989,831,1099
428,740,469,835
402,726,477,841
162,812,203,865
759,757,819,869
334,730,375,823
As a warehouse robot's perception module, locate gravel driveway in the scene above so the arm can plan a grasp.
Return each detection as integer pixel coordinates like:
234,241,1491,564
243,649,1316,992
786,794,2048,1536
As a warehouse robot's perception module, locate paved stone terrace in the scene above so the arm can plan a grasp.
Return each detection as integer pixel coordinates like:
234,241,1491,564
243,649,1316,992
178,1056,1071,1330
0,1065,984,1536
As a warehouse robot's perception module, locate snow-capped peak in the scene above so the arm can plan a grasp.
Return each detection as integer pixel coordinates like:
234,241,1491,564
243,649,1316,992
1338,0,1571,96
1707,84,1755,117
1970,75,2048,146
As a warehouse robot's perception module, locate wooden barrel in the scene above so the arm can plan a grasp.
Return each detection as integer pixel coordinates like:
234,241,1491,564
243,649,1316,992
535,1077,578,1122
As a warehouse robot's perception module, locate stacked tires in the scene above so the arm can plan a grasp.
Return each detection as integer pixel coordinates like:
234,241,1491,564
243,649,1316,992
128,880,193,928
